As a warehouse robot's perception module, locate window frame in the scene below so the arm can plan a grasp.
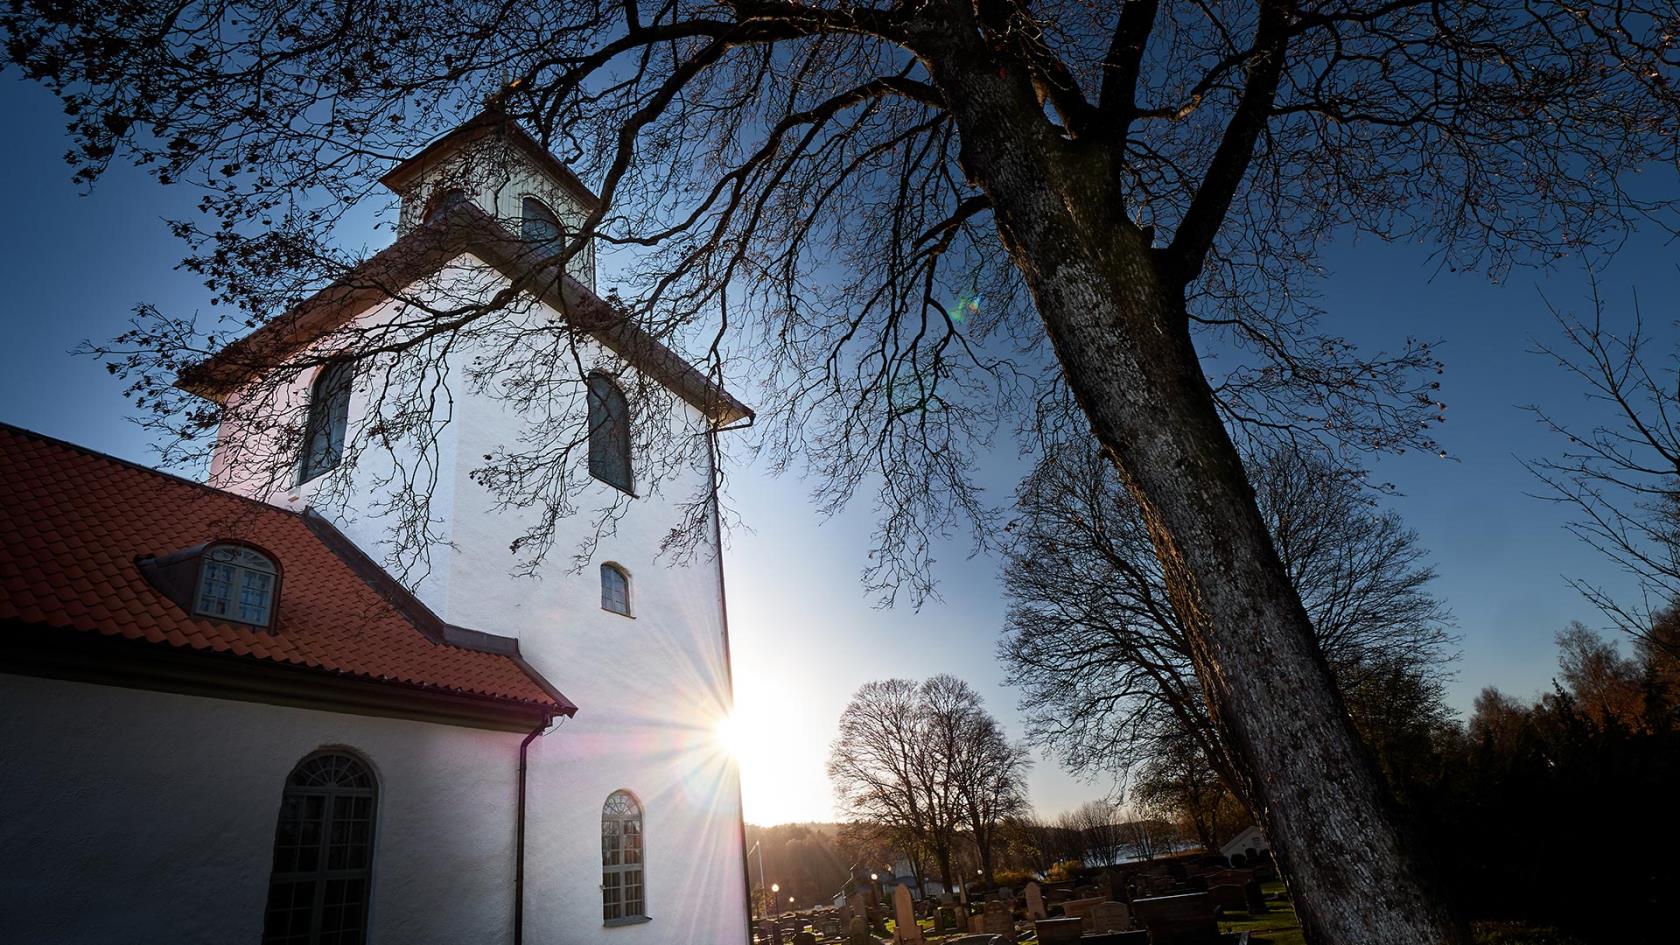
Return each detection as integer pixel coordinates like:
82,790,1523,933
423,186,470,222
600,562,633,617
299,360,356,485
601,789,649,926
192,542,282,629
586,373,634,495
261,750,380,945
520,195,564,245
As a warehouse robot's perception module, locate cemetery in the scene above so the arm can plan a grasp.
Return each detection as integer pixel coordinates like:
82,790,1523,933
750,851,1297,945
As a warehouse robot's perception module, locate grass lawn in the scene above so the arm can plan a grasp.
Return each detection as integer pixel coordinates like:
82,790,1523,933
1218,881,1306,945
1218,883,1588,945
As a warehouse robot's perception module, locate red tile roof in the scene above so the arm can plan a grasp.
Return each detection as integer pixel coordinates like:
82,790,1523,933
0,423,569,714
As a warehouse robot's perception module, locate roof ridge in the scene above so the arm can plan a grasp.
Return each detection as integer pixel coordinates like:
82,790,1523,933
0,420,303,520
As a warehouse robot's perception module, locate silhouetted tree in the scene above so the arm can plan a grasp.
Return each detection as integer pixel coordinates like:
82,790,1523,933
1000,441,1455,795
828,675,1026,891
1532,297,1680,659
9,1,1678,938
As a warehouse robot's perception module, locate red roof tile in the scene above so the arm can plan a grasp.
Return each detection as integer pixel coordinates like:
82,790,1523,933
0,423,567,714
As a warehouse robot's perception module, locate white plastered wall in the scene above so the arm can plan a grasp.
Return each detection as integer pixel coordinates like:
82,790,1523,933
0,674,523,945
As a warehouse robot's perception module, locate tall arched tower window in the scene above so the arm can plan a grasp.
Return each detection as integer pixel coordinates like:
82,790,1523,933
520,196,563,245
586,374,633,494
601,562,631,616
299,361,355,483
261,751,378,945
601,790,646,924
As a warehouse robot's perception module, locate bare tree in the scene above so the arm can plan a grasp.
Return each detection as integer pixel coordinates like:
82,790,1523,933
1530,292,1680,659
829,675,1027,891
828,679,957,894
1000,440,1455,792
922,674,1031,887
1066,798,1129,868
8,1,1678,939
1132,728,1250,853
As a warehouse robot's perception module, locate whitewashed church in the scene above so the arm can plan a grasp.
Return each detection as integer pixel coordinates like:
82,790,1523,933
0,112,752,944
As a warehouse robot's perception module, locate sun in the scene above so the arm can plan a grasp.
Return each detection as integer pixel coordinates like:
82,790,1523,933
713,711,754,764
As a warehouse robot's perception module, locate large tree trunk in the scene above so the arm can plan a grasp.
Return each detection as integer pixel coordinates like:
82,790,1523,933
922,33,1469,945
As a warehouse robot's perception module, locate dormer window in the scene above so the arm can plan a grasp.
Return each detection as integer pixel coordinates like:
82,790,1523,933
521,196,563,245
195,544,279,627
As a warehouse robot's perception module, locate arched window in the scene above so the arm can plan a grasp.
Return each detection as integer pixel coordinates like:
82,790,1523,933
520,196,563,244
586,374,633,494
195,543,279,627
300,361,355,483
601,563,631,616
601,790,646,924
262,752,378,945
423,187,469,222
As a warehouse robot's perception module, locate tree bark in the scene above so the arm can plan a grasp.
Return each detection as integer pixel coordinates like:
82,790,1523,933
919,28,1469,945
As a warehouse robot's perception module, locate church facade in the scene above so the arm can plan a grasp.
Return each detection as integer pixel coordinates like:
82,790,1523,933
0,113,752,945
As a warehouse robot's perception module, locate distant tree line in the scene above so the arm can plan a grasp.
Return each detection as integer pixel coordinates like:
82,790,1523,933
1406,620,1680,942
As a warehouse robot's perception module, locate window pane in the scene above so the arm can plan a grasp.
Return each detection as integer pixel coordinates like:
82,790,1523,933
587,376,633,493
301,362,354,483
196,546,277,627
263,753,376,945
601,565,629,615
521,197,562,244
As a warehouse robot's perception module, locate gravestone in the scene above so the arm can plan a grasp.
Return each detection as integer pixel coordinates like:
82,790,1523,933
982,899,1014,936
1207,884,1247,913
1060,896,1105,926
1033,917,1085,945
1087,900,1131,932
1079,933,1149,945
1132,892,1219,945
893,884,924,943
1024,881,1046,920
849,916,873,945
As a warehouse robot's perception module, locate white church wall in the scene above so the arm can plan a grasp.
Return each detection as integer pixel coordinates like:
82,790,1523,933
207,252,749,943
429,273,749,945
0,674,524,945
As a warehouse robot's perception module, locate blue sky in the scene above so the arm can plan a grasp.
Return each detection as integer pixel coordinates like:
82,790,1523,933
2,75,1673,825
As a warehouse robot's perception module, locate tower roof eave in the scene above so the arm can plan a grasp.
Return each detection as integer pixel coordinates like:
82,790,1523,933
377,109,602,212
177,202,753,426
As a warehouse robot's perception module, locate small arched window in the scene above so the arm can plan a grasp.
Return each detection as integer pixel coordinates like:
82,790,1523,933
300,361,355,483
520,196,563,244
601,790,646,924
586,374,633,494
195,543,279,627
424,187,469,222
262,751,378,945
601,563,631,616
